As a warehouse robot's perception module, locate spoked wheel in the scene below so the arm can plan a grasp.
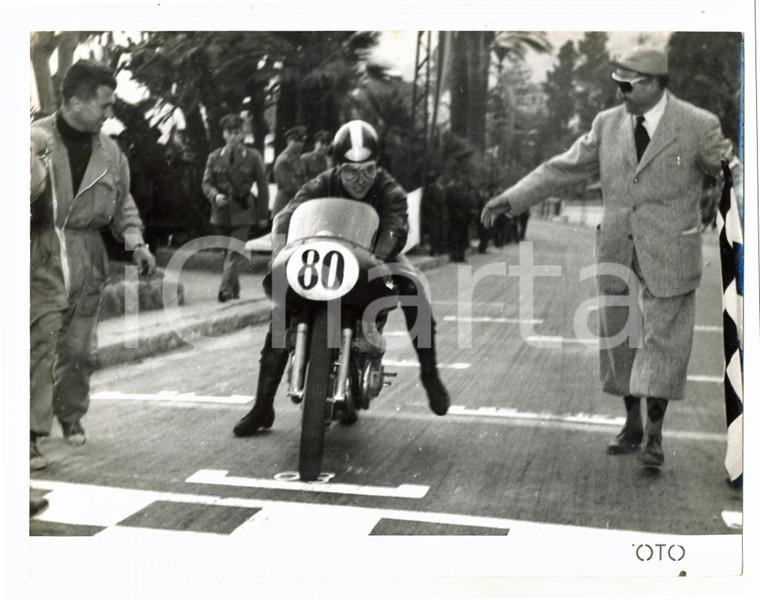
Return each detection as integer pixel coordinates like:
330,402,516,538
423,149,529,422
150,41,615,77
299,307,331,481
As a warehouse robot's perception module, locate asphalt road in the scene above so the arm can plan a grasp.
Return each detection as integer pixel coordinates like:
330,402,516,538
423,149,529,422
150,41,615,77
29,219,742,578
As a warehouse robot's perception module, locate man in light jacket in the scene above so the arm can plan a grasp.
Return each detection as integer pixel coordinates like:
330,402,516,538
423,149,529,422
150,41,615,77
33,60,155,446
482,46,739,469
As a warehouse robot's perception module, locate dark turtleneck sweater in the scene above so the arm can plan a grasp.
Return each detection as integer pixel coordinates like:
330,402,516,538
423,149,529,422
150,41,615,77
56,112,93,196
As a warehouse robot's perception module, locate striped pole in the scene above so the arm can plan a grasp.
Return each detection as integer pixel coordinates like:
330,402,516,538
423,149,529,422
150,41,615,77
716,160,743,488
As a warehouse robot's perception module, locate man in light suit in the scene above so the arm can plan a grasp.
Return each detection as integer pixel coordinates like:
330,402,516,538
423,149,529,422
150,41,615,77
482,46,738,469
202,113,269,302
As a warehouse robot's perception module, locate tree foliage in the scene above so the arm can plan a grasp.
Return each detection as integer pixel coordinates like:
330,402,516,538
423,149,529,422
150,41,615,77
540,40,578,157
667,32,742,148
447,31,551,155
573,32,617,132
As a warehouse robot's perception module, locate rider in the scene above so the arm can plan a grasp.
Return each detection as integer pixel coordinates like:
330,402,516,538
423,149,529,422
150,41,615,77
233,120,452,436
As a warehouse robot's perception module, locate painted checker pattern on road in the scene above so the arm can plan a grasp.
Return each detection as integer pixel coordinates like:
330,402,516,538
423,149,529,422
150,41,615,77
370,518,510,536
118,501,261,534
30,479,514,538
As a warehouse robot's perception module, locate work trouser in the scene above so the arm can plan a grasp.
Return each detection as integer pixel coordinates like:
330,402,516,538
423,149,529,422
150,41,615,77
30,226,68,435
53,229,108,425
598,250,696,401
31,311,64,435
215,224,251,298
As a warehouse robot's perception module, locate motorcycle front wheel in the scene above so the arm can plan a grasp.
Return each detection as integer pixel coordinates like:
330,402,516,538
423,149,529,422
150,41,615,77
299,306,331,481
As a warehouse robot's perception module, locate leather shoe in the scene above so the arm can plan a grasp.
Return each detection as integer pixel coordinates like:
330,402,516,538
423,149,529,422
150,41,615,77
606,425,643,455
62,421,86,446
233,407,275,437
421,372,451,416
638,435,664,467
30,437,47,471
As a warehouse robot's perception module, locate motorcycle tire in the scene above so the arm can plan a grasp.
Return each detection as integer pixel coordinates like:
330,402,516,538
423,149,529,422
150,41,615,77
299,307,331,481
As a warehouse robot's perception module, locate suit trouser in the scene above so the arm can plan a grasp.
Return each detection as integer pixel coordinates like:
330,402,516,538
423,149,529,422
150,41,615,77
30,310,64,435
53,230,107,425
215,225,251,298
598,252,696,400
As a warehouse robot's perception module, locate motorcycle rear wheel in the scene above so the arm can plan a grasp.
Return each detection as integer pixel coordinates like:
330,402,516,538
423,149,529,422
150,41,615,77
299,307,331,481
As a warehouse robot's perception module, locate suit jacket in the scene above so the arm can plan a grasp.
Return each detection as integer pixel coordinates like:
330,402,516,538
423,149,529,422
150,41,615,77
202,144,269,227
504,92,734,298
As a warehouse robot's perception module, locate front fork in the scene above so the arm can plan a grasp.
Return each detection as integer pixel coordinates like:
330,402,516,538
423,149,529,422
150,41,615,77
287,309,354,410
287,320,310,403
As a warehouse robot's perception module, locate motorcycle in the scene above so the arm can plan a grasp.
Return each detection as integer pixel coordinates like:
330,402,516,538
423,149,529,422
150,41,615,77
270,197,399,481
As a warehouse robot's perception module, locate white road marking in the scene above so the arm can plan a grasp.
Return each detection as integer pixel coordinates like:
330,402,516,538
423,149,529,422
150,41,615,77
383,359,471,370
449,405,624,427
186,469,429,499
444,315,543,325
525,335,598,345
29,482,162,527
525,326,721,346
91,390,253,404
433,300,511,308
444,405,727,443
89,389,726,444
721,511,743,530
687,375,723,384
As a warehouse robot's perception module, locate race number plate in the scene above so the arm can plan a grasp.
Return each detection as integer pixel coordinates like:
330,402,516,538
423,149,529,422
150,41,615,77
286,241,360,301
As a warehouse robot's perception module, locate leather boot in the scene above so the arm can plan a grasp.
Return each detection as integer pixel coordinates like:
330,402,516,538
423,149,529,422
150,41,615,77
233,344,288,437
420,367,451,416
402,301,451,416
413,342,451,417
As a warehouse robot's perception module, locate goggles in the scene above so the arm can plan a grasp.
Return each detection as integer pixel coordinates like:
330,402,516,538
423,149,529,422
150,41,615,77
341,162,377,183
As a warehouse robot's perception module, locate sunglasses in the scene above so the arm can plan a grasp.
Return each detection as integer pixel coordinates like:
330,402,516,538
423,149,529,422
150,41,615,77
614,76,649,94
341,162,377,183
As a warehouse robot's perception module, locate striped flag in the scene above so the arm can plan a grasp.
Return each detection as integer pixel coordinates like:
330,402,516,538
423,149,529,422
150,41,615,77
716,160,743,488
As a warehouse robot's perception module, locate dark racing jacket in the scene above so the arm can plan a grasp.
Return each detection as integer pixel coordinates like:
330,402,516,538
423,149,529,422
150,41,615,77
273,166,409,262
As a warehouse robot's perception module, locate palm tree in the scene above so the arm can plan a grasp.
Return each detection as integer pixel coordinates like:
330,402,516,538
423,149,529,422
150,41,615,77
445,31,551,153
268,31,380,155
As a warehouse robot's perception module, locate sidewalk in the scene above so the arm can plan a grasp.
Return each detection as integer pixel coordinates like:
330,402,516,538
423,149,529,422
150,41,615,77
97,250,449,368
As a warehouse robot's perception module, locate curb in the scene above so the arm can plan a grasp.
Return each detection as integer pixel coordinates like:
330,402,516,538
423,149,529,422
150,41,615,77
98,298,272,368
154,246,271,274
97,253,450,367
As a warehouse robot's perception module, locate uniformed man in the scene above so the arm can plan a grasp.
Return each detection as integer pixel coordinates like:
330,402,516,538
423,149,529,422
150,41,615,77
272,126,307,216
202,113,269,302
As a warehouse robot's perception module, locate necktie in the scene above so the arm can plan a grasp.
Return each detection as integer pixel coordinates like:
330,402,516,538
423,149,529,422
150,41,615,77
634,116,650,162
